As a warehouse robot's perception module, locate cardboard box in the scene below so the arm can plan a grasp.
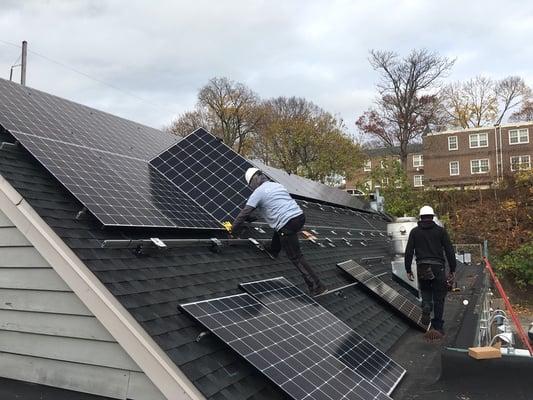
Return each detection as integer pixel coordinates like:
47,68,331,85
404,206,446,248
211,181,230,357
468,346,502,360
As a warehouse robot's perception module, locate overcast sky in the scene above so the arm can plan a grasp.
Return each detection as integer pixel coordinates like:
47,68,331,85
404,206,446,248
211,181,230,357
1,0,532,132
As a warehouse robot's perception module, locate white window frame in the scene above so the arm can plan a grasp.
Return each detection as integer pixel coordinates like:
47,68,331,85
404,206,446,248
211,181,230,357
470,158,490,174
510,155,531,171
363,159,372,172
469,132,489,148
412,154,423,168
413,175,424,187
449,161,460,176
509,128,529,145
448,136,458,151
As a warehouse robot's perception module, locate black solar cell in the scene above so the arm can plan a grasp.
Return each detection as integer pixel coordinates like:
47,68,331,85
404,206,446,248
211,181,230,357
181,293,391,400
240,277,406,395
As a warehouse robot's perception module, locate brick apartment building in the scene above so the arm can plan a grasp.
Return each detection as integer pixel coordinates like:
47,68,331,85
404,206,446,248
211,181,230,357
423,121,532,188
347,121,532,192
346,143,424,191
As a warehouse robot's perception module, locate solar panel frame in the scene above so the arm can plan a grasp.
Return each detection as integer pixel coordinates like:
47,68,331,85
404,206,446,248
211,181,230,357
181,293,392,400
150,128,254,223
240,277,406,396
338,260,428,331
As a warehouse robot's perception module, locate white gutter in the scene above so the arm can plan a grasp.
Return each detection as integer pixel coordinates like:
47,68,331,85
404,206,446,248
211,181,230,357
0,175,206,400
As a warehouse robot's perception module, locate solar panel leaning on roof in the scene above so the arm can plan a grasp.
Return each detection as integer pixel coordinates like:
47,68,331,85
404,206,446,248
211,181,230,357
251,159,369,211
338,260,429,331
181,293,392,400
240,277,406,396
0,78,221,229
150,128,254,223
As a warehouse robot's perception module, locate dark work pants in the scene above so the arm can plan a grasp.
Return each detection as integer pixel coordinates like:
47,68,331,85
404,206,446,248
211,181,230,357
418,264,447,330
271,214,323,292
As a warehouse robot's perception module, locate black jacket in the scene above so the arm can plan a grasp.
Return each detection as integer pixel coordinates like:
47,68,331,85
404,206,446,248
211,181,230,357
404,220,456,273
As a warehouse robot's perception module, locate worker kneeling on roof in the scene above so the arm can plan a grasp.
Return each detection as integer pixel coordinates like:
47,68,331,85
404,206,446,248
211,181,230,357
405,206,456,336
231,168,327,297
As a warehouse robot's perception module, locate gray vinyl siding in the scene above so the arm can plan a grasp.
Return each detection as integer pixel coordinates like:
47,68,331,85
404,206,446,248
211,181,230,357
0,210,165,400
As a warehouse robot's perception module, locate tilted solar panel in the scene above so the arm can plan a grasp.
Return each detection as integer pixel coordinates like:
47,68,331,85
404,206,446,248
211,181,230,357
338,260,428,331
150,128,254,222
0,78,221,229
181,293,391,400
240,277,406,395
251,159,369,211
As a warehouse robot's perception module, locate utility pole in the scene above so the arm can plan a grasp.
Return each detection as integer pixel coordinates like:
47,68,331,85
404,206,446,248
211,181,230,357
21,40,27,86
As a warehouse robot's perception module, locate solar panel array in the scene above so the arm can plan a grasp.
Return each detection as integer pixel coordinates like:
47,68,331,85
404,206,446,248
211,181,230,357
240,277,405,395
181,294,391,400
0,78,221,229
338,260,428,331
150,128,253,222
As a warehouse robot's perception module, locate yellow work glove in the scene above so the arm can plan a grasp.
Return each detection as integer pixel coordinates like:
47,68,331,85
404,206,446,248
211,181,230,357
222,221,233,233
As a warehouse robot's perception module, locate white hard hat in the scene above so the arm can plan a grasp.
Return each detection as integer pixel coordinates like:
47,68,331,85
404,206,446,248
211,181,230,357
419,205,435,216
245,167,260,185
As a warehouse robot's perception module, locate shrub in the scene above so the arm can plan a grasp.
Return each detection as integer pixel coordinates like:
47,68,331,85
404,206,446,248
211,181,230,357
495,241,533,288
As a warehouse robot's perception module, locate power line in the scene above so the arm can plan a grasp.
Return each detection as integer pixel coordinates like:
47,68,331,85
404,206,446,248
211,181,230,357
0,39,175,112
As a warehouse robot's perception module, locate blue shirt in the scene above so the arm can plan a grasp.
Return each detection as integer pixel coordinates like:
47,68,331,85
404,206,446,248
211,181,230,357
246,182,303,231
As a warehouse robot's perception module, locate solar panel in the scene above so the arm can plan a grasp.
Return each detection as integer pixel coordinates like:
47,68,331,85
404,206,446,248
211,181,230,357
0,78,221,229
240,277,406,395
251,160,369,211
150,128,254,222
338,260,428,331
181,293,391,400
13,133,220,228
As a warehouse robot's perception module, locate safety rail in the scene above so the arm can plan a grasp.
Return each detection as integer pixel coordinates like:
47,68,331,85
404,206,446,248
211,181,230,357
483,257,533,356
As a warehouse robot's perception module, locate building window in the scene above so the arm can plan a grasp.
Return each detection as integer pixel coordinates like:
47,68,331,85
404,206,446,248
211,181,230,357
510,155,531,171
471,159,490,174
449,161,460,176
380,160,385,169
469,132,488,148
365,180,372,190
363,159,371,171
448,136,458,151
412,154,423,167
509,128,529,145
413,175,424,187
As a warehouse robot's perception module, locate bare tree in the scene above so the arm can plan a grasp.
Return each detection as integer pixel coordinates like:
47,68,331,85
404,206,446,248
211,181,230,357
442,75,531,127
167,109,216,137
509,100,533,122
495,76,531,124
198,77,263,154
357,49,454,167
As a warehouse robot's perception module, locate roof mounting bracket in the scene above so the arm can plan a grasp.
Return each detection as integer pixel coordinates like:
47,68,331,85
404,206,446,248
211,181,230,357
254,226,266,234
75,207,88,220
150,237,167,249
133,244,144,256
209,238,223,253
360,241,368,247
248,238,274,259
342,238,353,247
325,238,336,248
195,331,210,342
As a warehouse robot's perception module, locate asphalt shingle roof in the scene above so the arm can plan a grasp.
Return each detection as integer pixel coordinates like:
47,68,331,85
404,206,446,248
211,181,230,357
0,129,413,399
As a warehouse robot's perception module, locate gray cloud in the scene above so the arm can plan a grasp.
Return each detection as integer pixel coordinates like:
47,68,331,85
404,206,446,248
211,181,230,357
0,0,532,131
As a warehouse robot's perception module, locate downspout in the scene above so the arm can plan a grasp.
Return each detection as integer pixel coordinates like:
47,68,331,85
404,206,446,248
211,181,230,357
494,126,499,183
498,125,503,180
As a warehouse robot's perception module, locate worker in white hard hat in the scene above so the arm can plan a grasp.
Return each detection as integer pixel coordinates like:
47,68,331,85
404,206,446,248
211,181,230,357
231,167,327,296
404,205,456,337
